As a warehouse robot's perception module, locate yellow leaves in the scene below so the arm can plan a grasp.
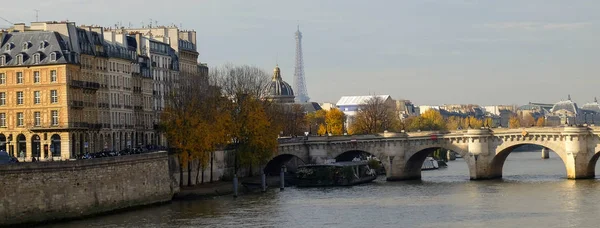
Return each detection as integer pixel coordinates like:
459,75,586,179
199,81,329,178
509,115,521,129
405,109,446,131
325,108,345,135
536,117,545,127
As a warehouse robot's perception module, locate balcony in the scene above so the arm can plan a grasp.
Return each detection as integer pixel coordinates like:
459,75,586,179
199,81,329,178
70,100,84,108
98,102,109,108
70,80,100,90
71,122,89,128
134,106,143,111
124,105,133,109
84,101,95,107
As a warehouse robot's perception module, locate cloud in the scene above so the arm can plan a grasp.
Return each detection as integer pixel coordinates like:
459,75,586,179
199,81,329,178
482,22,591,30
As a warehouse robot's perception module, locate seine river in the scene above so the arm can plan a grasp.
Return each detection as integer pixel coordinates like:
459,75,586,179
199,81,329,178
43,152,600,228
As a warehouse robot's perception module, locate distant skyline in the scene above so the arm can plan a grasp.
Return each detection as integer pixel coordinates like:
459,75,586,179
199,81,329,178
2,0,600,106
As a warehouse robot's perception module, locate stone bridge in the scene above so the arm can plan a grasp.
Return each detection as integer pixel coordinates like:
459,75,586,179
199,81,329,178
275,126,600,180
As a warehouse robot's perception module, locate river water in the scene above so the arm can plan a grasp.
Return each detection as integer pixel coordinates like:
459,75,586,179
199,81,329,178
43,152,600,228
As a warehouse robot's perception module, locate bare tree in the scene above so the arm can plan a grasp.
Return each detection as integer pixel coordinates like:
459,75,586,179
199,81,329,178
350,96,397,134
211,64,270,103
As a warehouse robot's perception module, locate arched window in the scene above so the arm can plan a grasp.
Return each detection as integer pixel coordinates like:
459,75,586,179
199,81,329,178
31,135,41,158
33,53,40,64
50,52,57,61
39,41,46,49
22,42,29,50
51,134,61,157
4,44,9,51
16,54,23,65
0,56,5,66
17,134,26,158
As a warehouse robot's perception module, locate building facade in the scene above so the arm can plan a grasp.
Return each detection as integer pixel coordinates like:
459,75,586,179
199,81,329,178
0,21,202,161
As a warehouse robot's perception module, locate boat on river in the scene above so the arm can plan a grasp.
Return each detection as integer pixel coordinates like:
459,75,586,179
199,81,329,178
421,157,439,170
296,161,377,187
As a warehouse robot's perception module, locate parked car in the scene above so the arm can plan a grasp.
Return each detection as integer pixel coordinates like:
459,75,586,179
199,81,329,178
0,150,17,164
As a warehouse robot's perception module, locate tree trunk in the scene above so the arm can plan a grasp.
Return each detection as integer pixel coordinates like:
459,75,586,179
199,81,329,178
210,152,214,182
187,152,192,186
248,163,253,177
196,158,201,185
178,155,184,188
201,168,205,184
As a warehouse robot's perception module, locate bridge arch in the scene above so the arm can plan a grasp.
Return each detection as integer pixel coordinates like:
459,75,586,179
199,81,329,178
264,154,307,176
587,150,600,178
490,141,567,179
403,143,471,180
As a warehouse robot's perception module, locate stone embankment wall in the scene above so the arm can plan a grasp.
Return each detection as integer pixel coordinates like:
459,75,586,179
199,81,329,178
0,151,175,227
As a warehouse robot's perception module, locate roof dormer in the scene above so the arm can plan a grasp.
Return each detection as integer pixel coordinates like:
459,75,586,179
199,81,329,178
22,41,32,50
39,40,48,49
4,43,12,51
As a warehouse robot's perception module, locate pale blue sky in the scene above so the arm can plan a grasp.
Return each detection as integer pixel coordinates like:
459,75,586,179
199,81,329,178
2,0,600,106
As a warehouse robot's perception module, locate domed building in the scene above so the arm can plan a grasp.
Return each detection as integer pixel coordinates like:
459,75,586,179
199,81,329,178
580,97,600,124
264,65,295,103
547,95,580,126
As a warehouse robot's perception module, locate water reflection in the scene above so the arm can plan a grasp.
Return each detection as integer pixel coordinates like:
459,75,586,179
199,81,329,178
41,152,600,228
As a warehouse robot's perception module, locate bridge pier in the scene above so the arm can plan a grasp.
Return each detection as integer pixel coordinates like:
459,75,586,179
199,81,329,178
563,127,595,179
541,148,549,159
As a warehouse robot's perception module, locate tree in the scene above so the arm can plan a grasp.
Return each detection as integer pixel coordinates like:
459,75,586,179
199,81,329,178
350,96,396,134
419,109,446,130
536,117,545,127
509,115,521,128
466,116,483,128
325,108,346,135
306,109,326,134
212,64,279,176
446,116,463,130
521,113,535,127
162,65,212,187
484,117,495,128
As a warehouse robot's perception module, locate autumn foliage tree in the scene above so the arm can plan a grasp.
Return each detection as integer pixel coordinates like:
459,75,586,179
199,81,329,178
536,117,545,127
509,115,521,129
213,64,279,176
162,72,230,186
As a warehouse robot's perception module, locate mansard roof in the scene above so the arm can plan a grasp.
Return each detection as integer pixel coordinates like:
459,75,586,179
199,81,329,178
0,31,74,66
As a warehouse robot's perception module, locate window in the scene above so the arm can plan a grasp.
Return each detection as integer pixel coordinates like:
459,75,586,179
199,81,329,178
16,112,23,127
50,70,57,82
22,42,28,50
16,91,23,105
16,72,23,84
0,56,5,66
50,52,57,61
0,73,4,84
0,92,4,105
50,90,58,103
16,55,23,65
0,113,5,127
34,91,40,104
51,110,58,126
3,44,9,51
33,54,40,64
39,41,45,49
34,112,41,126
34,71,40,83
